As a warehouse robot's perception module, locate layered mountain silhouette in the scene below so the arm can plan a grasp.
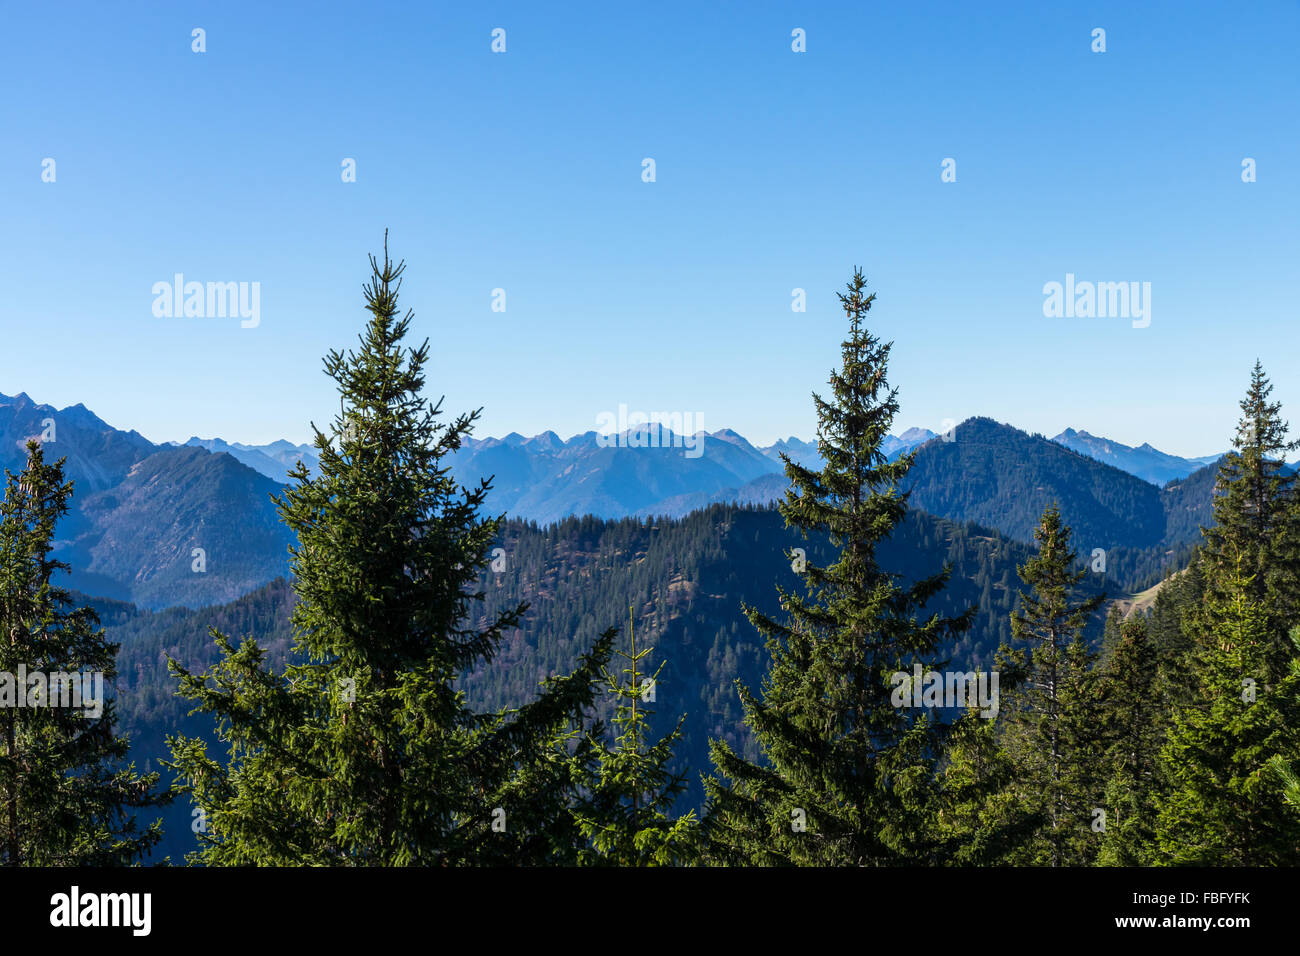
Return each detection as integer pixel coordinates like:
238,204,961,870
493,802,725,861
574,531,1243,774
904,417,1214,551
2,390,1229,610
173,436,319,481
547,417,1222,553
445,425,936,525
1,392,292,609
1051,427,1221,486
0,391,154,494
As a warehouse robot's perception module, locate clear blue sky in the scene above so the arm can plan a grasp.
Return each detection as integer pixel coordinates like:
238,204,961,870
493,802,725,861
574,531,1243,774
2,0,1296,457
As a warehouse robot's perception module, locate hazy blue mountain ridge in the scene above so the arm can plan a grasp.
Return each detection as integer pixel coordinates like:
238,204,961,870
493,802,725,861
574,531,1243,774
1051,427,1222,485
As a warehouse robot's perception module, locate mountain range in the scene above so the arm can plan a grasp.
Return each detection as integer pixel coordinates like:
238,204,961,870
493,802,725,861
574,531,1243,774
444,425,946,526
2,389,1230,610
445,420,1224,560
170,436,319,481
1050,428,1221,485
1,392,292,609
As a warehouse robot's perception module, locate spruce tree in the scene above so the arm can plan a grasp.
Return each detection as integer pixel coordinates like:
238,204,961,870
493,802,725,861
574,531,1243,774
703,268,972,865
0,440,168,865
1268,629,1300,814
1099,603,1124,664
1154,565,1300,865
936,708,1039,865
1200,361,1300,670
1268,635,1300,817
569,608,698,865
168,237,612,865
1095,617,1165,866
1148,561,1204,715
1275,756,1300,813
996,504,1105,866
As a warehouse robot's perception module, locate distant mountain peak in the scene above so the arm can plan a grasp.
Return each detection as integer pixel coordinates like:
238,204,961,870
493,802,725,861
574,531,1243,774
897,426,938,442
710,428,759,451
1051,427,1225,486
0,392,36,409
172,435,319,482
524,430,563,448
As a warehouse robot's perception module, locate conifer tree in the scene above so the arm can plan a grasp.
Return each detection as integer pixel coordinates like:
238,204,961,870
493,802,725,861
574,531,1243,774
1275,756,1300,813
1268,629,1300,814
569,608,698,865
703,268,972,866
1095,617,1165,866
168,237,612,865
0,440,168,865
1200,361,1300,670
1148,560,1204,715
1154,566,1300,865
1099,604,1124,664
936,708,1039,865
996,504,1105,866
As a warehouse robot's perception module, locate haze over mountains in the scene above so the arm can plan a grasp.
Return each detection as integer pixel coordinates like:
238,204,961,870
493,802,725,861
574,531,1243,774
172,436,319,482
452,427,962,524
2,389,1229,610
443,421,1224,550
1050,428,1221,485
1,392,291,609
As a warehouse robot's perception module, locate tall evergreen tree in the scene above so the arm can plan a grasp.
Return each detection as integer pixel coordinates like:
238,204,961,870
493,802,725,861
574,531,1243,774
1154,565,1300,865
168,237,612,864
569,608,698,865
1267,628,1300,815
704,268,972,865
0,440,168,865
936,707,1039,865
1147,560,1205,716
1200,361,1300,670
996,504,1105,866
1095,616,1165,866
1099,603,1124,664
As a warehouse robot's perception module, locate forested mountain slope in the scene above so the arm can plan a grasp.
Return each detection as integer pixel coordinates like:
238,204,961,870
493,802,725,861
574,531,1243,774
95,503,1142,860
905,417,1216,550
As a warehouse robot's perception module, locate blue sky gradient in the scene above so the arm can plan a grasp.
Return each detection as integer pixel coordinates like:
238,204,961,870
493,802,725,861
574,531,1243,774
2,1,1296,456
